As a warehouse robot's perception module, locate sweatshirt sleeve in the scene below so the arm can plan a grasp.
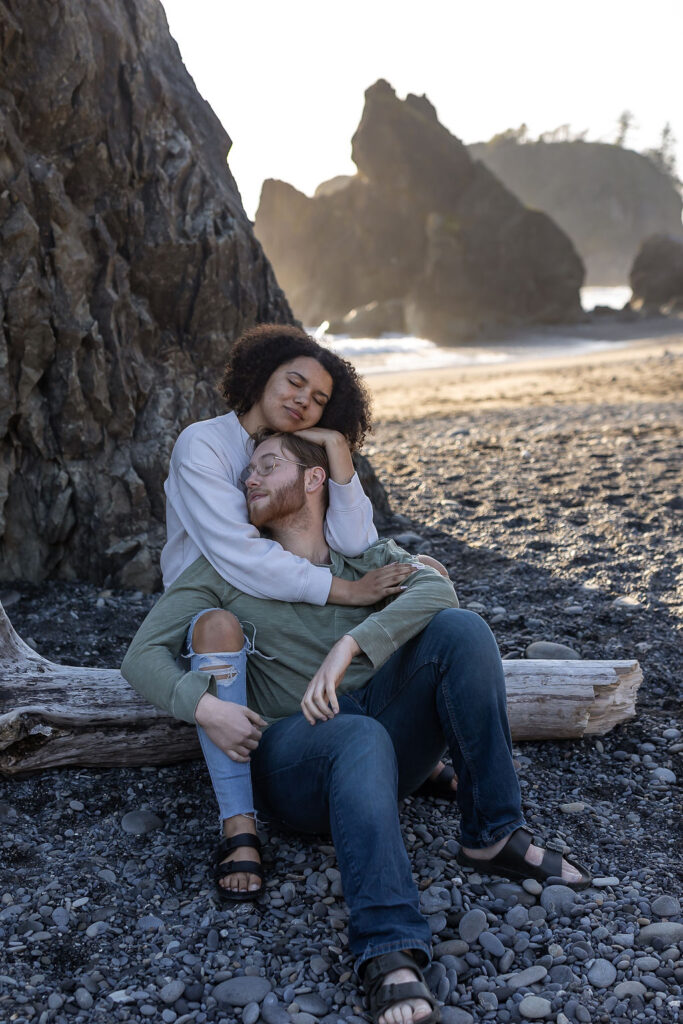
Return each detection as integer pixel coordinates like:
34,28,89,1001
121,560,229,724
346,541,459,668
323,473,378,556
170,429,332,605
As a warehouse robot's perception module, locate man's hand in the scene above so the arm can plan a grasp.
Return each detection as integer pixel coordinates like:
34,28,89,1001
293,427,355,484
195,693,266,761
301,634,361,725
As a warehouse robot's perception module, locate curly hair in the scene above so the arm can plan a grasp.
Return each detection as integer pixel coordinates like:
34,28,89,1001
220,324,372,451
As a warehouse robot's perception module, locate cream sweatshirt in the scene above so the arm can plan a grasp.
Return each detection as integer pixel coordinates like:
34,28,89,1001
160,411,377,603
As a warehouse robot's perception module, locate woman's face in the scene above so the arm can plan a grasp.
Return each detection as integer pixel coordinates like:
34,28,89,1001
252,357,334,432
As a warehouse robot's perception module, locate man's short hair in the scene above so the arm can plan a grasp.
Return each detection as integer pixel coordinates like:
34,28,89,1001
251,430,330,509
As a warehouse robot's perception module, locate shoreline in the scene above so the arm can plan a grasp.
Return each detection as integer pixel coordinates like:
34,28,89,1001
366,326,683,422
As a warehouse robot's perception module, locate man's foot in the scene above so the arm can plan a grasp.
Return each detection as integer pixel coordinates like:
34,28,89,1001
363,952,439,1024
415,761,458,800
218,814,262,894
459,826,590,887
377,968,433,1024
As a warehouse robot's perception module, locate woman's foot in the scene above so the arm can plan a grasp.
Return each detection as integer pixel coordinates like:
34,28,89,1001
461,833,583,884
218,813,262,894
377,967,433,1024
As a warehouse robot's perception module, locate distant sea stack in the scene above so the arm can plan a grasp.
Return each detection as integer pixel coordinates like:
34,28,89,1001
630,234,683,311
255,80,584,342
468,138,683,285
0,0,291,590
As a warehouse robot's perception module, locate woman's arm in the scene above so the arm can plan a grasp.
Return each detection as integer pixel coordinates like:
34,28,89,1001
166,426,333,604
293,427,378,559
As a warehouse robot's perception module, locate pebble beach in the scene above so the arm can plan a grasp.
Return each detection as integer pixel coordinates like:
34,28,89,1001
1,326,682,1024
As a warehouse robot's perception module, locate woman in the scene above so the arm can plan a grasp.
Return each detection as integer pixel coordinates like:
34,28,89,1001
162,323,416,902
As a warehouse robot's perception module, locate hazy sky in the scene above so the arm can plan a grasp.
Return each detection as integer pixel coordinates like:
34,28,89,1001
161,0,683,219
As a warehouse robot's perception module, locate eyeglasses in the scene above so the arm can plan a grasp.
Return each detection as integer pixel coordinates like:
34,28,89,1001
239,454,307,488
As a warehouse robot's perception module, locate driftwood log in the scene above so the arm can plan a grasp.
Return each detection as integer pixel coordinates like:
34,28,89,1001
0,601,642,776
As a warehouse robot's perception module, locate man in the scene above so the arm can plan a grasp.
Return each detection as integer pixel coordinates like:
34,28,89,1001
123,433,590,1024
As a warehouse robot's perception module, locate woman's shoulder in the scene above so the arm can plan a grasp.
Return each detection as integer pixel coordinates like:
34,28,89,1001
172,411,246,462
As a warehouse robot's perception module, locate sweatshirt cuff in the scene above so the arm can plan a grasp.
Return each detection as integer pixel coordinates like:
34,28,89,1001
171,670,217,724
328,473,367,510
299,563,333,606
347,619,396,668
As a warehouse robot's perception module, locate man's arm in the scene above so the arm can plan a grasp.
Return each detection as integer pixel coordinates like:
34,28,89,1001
122,558,231,724
300,541,458,723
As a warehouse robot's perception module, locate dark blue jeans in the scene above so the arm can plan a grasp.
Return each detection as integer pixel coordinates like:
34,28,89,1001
251,609,525,973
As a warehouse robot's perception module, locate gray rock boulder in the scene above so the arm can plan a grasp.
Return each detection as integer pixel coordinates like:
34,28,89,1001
0,0,290,589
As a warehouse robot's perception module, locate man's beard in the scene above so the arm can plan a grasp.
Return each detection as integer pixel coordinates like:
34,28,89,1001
248,474,307,530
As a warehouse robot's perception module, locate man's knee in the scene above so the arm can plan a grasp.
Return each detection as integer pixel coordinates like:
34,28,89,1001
428,607,496,645
330,716,397,781
192,610,244,653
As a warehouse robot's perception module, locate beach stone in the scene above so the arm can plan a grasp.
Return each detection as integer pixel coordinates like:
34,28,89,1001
525,641,580,660
651,895,680,917
138,914,164,932
440,1009,474,1024
519,995,552,1019
261,1000,292,1024
508,966,548,990
505,905,529,928
479,931,505,957
51,907,69,929
121,810,163,835
650,767,676,783
85,921,108,938
421,885,451,914
75,988,93,1010
242,1004,260,1024
592,876,620,887
559,802,585,813
295,994,329,1016
587,958,617,988
214,977,272,1008
614,980,647,998
540,885,576,916
635,956,660,970
434,939,469,957
458,908,487,943
522,879,543,895
637,922,683,946
160,981,185,1004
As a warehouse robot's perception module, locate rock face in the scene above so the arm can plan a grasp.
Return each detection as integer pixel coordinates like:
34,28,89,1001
469,138,683,285
0,0,292,589
255,81,584,341
630,234,683,310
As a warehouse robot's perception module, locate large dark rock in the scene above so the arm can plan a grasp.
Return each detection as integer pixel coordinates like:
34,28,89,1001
469,138,683,286
629,234,683,310
0,0,293,590
255,81,584,341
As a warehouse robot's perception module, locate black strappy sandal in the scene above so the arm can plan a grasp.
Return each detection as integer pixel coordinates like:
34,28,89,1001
214,832,264,903
415,764,458,801
456,825,592,891
363,951,440,1024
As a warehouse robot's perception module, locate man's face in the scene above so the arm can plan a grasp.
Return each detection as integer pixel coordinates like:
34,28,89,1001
245,439,307,529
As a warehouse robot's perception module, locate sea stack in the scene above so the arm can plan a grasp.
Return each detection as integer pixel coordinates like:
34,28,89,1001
255,80,585,341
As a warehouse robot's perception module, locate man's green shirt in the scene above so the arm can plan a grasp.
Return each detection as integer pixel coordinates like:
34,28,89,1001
121,539,458,725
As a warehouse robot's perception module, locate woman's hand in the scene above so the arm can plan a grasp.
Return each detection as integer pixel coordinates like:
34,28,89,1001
293,427,355,484
195,693,266,761
301,635,361,724
329,562,418,605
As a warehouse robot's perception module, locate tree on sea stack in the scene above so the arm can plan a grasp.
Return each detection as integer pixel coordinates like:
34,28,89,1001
0,600,642,775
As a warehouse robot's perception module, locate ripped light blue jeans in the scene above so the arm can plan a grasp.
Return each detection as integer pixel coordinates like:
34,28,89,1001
185,609,255,822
